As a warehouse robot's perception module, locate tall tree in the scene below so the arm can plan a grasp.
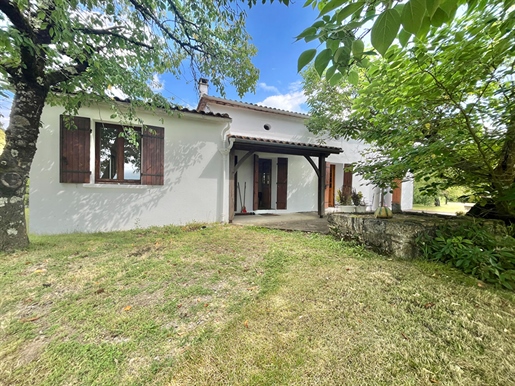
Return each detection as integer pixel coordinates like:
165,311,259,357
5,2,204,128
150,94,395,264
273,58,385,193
0,0,287,250
303,3,515,220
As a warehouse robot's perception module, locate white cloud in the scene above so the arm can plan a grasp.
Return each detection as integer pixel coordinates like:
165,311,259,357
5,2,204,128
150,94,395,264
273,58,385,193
257,90,307,114
106,85,129,100
288,81,303,92
258,82,279,94
149,74,164,93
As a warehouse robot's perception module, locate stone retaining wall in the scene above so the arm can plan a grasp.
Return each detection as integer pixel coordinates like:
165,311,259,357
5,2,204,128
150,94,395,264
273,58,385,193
328,213,504,259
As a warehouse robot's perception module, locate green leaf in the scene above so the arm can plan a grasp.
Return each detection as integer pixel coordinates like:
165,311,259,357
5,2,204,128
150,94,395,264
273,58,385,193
319,0,347,17
325,65,336,81
430,8,448,27
425,0,441,16
398,28,411,47
348,70,359,85
329,72,343,86
440,0,458,16
298,48,317,72
336,2,365,23
296,26,317,41
401,0,426,35
351,39,364,58
314,48,333,76
371,9,401,56
416,16,431,38
327,39,340,53
334,46,351,67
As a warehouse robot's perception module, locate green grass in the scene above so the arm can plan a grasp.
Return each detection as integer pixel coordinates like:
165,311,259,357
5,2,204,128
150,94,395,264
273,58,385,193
412,201,470,214
1,224,514,385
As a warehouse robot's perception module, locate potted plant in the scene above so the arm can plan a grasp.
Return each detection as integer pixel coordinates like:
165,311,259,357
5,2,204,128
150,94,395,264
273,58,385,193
337,187,355,212
351,189,367,212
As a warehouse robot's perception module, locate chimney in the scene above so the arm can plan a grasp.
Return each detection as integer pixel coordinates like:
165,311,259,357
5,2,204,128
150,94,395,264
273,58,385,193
199,78,209,96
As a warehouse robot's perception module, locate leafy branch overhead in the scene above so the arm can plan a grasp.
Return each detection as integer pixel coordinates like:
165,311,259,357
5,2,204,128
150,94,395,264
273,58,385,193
302,1,515,219
297,0,475,82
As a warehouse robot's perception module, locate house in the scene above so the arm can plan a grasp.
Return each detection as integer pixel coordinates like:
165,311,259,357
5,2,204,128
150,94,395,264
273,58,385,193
29,82,413,234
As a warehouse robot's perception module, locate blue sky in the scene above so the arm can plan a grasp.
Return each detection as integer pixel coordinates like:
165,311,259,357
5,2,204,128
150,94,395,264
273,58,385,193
0,1,319,128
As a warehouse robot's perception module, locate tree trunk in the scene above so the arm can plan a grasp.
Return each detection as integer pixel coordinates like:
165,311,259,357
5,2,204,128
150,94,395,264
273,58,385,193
492,117,515,217
0,83,48,251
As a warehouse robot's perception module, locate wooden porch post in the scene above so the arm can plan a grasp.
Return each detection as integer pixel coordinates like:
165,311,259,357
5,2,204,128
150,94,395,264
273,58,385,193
318,156,326,218
229,148,236,222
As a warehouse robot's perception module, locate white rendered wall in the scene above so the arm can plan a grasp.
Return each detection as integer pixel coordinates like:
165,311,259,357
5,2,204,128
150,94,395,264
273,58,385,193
30,104,229,234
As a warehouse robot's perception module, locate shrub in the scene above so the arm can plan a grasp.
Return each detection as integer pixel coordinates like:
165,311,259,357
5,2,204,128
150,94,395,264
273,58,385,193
415,222,515,290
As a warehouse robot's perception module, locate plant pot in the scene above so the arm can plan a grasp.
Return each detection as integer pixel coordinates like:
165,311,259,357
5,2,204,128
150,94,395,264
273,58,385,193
374,206,393,219
355,205,366,213
340,205,356,213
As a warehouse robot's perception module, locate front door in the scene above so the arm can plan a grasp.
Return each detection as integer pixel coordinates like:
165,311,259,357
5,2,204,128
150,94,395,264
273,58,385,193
258,159,272,209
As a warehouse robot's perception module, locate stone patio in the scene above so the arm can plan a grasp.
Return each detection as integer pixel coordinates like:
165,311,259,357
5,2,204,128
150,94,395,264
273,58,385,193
231,212,330,234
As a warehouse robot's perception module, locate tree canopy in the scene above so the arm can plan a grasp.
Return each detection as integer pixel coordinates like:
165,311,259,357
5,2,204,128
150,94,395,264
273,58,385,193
303,2,515,218
296,0,512,83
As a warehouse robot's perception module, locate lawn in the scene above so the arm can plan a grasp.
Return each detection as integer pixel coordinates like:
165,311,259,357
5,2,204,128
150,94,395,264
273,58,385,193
1,224,514,385
412,202,471,214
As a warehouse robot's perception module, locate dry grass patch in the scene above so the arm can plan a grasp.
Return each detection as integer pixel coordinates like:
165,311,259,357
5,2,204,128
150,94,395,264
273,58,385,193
0,225,513,386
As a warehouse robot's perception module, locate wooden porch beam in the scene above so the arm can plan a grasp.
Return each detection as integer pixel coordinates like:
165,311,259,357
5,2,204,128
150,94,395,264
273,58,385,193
232,151,255,176
304,155,320,178
229,148,236,223
318,156,326,218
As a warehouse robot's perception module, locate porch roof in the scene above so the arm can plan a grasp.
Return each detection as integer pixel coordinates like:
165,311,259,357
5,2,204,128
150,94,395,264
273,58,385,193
228,134,342,157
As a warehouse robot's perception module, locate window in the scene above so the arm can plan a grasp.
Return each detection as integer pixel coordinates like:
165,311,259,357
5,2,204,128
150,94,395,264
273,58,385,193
60,115,164,185
95,123,141,183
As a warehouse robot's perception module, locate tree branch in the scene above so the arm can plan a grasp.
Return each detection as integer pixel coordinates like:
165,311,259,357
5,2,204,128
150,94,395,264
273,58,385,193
78,27,154,49
127,0,206,55
0,0,34,38
46,60,89,86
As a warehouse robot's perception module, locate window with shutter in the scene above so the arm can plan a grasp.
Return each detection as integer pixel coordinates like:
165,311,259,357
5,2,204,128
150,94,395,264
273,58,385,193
93,123,164,185
95,123,141,183
60,115,91,183
141,126,164,185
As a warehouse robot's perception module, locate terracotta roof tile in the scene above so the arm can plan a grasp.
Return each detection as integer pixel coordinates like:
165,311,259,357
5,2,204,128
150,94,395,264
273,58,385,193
228,134,341,152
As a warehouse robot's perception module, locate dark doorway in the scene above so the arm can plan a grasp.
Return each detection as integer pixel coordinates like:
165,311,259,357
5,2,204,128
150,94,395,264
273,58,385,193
258,158,272,209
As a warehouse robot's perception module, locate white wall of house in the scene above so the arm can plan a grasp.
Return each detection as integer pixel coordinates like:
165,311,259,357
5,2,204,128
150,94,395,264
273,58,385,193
30,104,230,234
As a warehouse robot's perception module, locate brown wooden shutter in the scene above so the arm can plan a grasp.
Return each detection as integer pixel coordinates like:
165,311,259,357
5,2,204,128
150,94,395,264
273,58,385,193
141,126,164,185
253,154,259,210
276,157,288,209
60,115,91,183
392,179,402,205
324,163,331,208
343,163,353,196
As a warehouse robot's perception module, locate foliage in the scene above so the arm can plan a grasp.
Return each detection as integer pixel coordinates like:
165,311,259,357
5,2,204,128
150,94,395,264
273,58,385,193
413,183,434,206
336,187,351,205
416,222,515,290
296,0,487,82
350,188,363,206
303,4,515,217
